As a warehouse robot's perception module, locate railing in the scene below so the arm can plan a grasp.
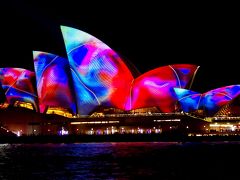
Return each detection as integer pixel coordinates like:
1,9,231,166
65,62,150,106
206,116,240,121
184,113,207,122
76,112,184,118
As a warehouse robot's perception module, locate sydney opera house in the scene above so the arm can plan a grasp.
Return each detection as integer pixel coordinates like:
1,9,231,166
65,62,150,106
1,26,240,136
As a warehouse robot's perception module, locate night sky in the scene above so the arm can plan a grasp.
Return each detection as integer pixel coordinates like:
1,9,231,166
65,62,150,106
0,1,239,92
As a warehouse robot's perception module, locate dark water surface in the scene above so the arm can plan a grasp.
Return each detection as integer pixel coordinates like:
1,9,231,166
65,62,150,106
0,141,240,179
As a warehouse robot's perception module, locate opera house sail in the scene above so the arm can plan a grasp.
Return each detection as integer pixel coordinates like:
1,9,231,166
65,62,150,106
174,85,240,116
125,64,199,112
60,26,135,114
33,51,77,117
0,68,38,111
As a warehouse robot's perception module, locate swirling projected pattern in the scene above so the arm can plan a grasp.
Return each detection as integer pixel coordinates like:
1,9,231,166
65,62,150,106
127,64,199,112
61,26,134,114
174,88,202,112
33,51,77,114
174,85,240,116
202,85,240,116
0,68,38,111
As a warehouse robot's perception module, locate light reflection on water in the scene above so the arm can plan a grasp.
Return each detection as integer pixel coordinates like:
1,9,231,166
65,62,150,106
1,142,240,179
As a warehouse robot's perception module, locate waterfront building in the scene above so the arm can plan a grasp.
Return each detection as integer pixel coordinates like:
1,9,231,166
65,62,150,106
0,26,239,136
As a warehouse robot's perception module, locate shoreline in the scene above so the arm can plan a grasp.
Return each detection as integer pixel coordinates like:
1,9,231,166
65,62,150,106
2,133,240,144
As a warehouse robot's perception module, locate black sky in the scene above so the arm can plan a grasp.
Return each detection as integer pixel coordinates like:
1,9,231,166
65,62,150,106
0,1,239,92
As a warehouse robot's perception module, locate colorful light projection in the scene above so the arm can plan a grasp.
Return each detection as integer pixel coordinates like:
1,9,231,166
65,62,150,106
0,68,38,111
128,64,199,112
203,85,240,115
174,85,240,116
173,88,202,112
61,25,134,114
33,51,77,114
61,26,199,113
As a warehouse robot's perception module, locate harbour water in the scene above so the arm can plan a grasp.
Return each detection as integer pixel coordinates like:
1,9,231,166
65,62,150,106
0,141,240,179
